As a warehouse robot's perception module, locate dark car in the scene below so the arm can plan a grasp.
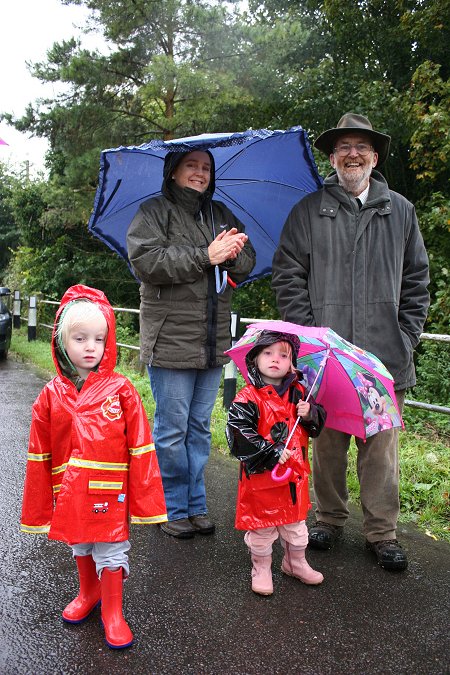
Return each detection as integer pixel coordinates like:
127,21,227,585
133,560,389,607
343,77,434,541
0,287,12,359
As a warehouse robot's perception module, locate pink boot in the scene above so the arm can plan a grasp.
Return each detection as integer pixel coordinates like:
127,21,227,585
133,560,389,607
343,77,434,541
62,555,101,623
281,543,324,585
250,554,273,595
101,568,134,649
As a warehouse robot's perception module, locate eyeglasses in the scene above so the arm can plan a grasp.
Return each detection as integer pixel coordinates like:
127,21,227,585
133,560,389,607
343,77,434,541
333,143,373,157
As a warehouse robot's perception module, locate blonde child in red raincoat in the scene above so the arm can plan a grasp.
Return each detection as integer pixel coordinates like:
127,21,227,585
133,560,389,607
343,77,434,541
226,330,327,595
21,285,167,649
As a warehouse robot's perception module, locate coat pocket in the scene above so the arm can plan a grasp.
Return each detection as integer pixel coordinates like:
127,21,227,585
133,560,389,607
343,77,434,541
247,469,292,491
82,474,127,521
243,470,301,509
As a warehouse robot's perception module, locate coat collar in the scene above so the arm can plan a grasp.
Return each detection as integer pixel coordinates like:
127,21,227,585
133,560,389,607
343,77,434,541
319,170,392,218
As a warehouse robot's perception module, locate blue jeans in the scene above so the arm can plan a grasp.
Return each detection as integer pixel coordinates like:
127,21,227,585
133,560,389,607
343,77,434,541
148,366,223,521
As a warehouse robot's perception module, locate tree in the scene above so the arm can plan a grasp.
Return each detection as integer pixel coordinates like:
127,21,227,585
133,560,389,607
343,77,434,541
0,164,20,277
401,60,450,331
2,1,252,185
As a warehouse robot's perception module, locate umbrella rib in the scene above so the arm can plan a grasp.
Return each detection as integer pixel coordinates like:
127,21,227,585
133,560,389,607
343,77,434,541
95,190,161,222
214,138,263,174
214,184,309,246
213,188,276,244
333,349,390,379
216,178,312,193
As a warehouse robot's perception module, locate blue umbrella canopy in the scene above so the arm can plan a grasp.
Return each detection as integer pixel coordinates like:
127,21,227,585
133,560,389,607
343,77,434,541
88,127,322,283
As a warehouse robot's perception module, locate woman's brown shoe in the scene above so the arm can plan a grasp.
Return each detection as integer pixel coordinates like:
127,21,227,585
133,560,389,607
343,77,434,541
160,518,196,539
189,514,215,535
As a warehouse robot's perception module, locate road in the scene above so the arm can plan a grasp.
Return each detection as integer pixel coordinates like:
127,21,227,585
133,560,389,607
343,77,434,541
0,357,449,675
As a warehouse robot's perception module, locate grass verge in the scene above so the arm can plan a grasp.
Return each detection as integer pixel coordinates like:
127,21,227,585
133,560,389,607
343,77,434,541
9,329,449,543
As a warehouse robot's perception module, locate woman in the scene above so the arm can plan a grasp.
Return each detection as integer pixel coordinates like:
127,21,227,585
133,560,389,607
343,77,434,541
127,149,256,538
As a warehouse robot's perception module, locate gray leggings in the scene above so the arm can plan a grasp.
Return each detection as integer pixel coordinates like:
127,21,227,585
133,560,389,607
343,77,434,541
70,540,130,578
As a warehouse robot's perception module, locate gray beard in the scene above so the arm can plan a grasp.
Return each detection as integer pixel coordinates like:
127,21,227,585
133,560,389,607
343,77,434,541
336,165,372,195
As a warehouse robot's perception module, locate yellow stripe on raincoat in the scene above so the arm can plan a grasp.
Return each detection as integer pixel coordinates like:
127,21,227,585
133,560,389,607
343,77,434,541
131,514,168,524
27,452,51,462
21,524,50,534
68,458,129,471
129,443,156,456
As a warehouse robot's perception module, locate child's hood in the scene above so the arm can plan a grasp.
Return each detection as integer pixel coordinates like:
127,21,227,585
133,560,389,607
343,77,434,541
52,284,117,380
245,330,301,389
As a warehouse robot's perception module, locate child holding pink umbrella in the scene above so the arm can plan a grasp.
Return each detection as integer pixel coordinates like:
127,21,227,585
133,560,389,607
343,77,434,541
226,329,327,596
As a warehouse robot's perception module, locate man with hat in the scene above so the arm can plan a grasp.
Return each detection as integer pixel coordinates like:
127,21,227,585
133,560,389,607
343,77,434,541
272,113,430,571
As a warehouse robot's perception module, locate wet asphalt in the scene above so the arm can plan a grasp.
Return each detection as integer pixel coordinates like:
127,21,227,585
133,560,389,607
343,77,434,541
0,356,449,675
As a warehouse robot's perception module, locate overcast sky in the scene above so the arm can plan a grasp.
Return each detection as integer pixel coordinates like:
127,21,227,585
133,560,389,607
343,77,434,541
0,1,101,176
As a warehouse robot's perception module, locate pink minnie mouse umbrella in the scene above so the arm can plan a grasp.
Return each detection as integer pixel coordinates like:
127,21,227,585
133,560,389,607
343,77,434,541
0,137,8,146
225,319,404,442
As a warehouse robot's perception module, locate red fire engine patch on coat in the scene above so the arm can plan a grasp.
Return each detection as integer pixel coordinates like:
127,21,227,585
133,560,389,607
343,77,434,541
101,395,123,421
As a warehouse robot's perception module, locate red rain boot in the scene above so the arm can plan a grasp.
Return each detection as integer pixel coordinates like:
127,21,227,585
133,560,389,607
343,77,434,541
281,543,324,585
250,554,273,596
101,568,134,649
62,555,101,624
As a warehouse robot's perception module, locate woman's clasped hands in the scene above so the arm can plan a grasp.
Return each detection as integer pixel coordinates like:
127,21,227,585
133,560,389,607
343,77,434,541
208,227,248,265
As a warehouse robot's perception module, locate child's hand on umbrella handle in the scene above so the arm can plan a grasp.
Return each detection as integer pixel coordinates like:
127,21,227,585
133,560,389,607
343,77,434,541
297,400,311,420
271,448,293,482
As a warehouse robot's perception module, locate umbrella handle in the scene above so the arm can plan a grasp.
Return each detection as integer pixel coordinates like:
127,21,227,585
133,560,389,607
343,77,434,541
215,266,228,294
271,463,292,482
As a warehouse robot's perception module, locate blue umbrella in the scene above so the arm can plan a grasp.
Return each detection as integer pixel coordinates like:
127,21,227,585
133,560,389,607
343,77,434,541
88,127,322,283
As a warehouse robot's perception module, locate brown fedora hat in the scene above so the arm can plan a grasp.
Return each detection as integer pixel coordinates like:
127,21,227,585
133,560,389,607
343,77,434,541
314,113,391,166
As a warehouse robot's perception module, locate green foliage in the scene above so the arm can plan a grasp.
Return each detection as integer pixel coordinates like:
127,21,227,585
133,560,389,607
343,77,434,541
5,0,253,174
3,232,138,308
7,180,49,247
400,0,450,80
412,340,450,407
417,193,450,332
9,329,56,377
0,164,20,275
232,276,279,321
404,61,450,189
345,435,450,543
397,435,449,541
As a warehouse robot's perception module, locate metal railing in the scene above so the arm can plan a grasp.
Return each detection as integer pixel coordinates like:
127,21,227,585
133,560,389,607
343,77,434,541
12,292,450,416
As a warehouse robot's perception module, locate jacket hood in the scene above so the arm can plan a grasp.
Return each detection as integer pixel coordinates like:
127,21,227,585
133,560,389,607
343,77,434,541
245,330,301,388
52,284,117,381
161,150,216,214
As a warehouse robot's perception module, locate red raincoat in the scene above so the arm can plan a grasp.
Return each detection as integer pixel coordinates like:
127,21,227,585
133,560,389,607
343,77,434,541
228,382,315,531
20,285,167,544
